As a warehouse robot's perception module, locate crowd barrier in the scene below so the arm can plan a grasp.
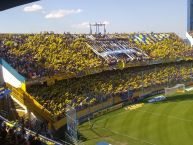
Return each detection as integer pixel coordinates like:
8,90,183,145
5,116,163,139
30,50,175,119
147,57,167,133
53,117,67,131
92,103,123,118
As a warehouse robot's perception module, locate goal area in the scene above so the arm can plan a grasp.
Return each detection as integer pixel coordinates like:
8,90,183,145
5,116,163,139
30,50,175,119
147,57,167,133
165,84,185,96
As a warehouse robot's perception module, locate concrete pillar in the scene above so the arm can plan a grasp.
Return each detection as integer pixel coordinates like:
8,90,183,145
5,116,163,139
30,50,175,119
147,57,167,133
0,64,4,85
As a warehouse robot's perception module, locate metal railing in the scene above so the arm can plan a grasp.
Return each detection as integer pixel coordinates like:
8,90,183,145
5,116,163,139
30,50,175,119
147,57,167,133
0,115,72,145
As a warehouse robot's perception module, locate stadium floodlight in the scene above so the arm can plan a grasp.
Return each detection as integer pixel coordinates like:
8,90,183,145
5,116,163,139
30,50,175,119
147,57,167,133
89,22,106,35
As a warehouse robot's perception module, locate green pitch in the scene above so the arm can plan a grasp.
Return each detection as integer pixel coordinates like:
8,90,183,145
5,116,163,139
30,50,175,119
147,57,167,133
78,92,193,145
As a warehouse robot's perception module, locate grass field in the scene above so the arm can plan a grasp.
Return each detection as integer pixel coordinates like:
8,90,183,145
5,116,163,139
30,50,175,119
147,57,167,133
78,92,193,145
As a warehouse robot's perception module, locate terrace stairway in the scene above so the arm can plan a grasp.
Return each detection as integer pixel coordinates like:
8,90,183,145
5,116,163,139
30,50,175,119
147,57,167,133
0,89,19,120
6,83,56,129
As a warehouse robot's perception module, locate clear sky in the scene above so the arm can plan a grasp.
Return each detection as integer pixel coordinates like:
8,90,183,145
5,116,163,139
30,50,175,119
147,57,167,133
0,0,187,38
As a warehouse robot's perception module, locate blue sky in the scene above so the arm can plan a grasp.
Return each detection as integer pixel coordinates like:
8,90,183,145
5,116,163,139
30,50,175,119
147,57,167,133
0,0,187,37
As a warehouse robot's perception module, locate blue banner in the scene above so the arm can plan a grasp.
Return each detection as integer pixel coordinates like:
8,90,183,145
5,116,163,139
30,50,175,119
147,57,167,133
0,89,11,99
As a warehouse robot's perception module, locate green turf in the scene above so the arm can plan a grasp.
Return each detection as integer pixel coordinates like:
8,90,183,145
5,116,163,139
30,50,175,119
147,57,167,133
78,92,193,145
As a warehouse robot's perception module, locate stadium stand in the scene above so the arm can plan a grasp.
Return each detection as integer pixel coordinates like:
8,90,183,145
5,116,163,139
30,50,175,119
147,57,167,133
28,61,193,119
0,33,192,81
134,33,192,60
0,33,102,79
131,33,170,44
1,32,193,135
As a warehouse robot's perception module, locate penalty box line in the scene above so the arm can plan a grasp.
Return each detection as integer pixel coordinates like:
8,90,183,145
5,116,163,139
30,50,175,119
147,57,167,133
90,120,156,145
101,126,156,145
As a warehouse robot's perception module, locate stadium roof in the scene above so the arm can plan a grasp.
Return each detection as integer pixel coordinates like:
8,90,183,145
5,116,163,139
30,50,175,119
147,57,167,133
0,0,39,11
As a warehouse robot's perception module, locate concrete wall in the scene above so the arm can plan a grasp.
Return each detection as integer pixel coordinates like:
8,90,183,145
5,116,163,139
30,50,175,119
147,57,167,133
0,59,26,89
1,64,22,88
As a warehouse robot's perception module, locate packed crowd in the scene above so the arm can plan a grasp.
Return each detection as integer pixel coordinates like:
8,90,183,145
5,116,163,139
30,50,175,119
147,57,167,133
0,33,192,79
130,33,170,44
17,117,53,140
28,61,193,118
0,120,42,145
0,33,102,79
135,33,192,60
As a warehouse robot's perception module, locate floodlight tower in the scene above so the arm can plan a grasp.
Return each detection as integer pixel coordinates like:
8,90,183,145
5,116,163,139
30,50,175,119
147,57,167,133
89,22,106,35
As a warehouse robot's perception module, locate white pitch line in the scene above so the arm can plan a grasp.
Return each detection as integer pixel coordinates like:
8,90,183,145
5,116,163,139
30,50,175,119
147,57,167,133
88,106,193,145
92,120,157,145
102,126,156,145
136,110,193,123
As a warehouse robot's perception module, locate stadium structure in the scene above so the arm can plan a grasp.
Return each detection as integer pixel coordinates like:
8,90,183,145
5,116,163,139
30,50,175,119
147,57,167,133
0,0,39,11
1,1,193,145
187,0,193,45
1,29,193,144
187,0,193,31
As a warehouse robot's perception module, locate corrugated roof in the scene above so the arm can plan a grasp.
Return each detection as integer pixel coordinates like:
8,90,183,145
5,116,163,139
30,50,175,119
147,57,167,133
0,0,39,11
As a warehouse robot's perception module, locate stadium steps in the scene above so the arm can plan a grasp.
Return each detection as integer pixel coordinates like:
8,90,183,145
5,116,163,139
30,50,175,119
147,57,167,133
12,99,23,110
0,97,6,114
0,109,8,118
6,83,56,129
0,95,19,120
21,113,42,133
7,95,20,120
9,97,26,117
